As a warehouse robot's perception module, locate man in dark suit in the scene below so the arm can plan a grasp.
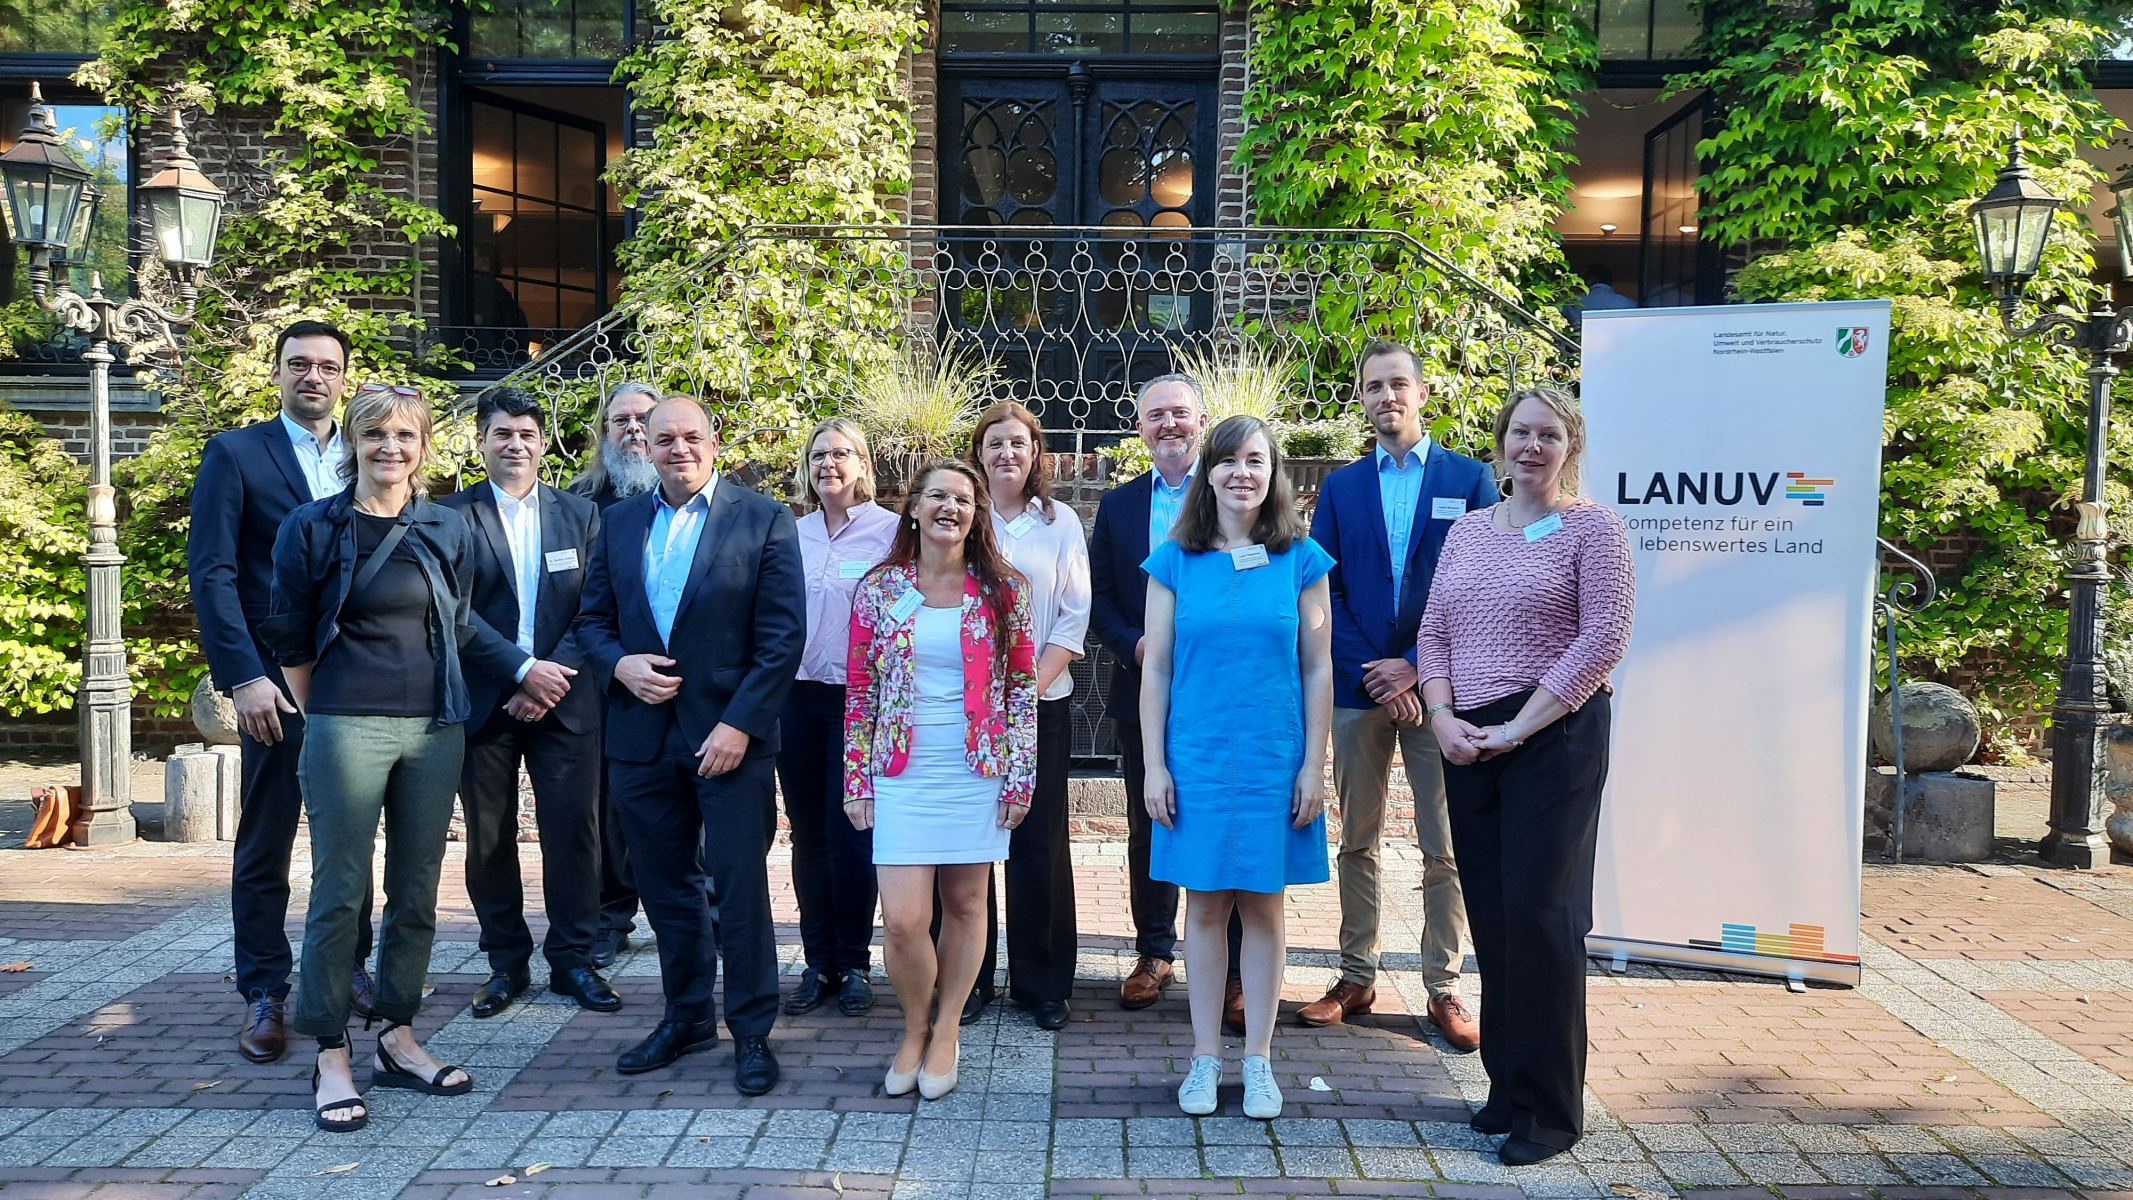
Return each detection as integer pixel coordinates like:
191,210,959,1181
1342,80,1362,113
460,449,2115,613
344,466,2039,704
440,387,617,1020
187,319,378,1063
573,396,805,1095
1300,339,1497,1050
568,380,663,967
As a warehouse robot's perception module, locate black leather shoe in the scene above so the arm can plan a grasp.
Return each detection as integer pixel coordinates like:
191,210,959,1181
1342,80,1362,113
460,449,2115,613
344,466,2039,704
836,968,874,1016
617,1018,719,1074
349,966,380,1021
589,928,630,970
550,966,621,1013
469,971,529,1019
734,1034,780,1096
959,987,991,1026
1470,1106,1514,1136
783,970,829,1016
1498,1136,1566,1166
1033,999,1072,1031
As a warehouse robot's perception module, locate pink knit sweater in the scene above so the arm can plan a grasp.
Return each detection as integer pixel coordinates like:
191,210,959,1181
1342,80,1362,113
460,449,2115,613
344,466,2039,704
1416,502,1635,710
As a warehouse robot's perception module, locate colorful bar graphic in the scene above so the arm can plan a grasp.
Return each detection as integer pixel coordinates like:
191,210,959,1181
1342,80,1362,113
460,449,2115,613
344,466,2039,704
1785,472,1832,506
1688,921,1858,965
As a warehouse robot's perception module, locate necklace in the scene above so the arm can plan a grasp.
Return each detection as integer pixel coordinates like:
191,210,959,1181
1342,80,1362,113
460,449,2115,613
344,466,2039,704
1502,497,1562,531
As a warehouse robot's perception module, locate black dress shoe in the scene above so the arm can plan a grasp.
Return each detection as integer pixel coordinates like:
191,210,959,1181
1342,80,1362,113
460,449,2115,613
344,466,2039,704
469,971,529,1019
734,1034,780,1096
959,987,992,1026
589,928,631,970
836,968,874,1016
1470,1106,1514,1136
617,1018,719,1074
1498,1135,1566,1166
349,966,380,1021
783,970,829,1016
1033,999,1072,1030
550,966,622,1013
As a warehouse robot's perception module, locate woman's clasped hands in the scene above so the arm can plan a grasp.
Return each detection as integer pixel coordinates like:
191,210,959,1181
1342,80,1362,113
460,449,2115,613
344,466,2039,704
1432,709,1517,766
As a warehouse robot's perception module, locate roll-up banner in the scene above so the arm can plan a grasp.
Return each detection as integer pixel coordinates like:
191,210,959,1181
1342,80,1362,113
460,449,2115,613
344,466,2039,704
1580,300,1890,986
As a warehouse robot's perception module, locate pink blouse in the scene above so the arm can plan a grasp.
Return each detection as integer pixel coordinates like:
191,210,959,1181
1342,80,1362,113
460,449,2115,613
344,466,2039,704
1416,502,1635,710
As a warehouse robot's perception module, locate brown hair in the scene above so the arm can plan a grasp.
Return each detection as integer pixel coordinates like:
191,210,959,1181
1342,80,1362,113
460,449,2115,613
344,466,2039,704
1491,386,1586,497
877,458,1026,677
1355,338,1423,387
967,400,1055,521
1170,415,1303,554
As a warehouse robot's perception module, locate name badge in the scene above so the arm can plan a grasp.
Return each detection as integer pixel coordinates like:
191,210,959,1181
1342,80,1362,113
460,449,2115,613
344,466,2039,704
887,588,925,623
1005,512,1038,540
1431,497,1467,521
543,548,580,573
1229,543,1271,570
1523,513,1564,543
838,559,871,580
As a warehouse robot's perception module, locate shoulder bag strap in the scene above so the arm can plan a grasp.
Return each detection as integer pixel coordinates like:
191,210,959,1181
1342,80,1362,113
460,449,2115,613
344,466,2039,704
349,513,415,602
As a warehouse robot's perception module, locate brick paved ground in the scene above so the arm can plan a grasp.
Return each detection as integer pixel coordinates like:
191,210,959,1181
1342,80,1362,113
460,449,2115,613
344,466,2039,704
5,770,2133,1199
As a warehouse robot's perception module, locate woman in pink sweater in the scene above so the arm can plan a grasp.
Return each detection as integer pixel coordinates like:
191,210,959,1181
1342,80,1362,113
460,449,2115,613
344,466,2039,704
1416,386,1634,1166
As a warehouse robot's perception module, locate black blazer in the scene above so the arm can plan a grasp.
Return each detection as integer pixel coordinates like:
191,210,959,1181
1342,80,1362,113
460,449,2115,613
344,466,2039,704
572,480,807,764
1088,470,1156,727
187,418,327,691
437,480,602,735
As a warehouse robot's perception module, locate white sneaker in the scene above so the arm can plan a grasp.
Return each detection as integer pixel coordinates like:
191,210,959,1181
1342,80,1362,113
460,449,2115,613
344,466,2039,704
1177,1054,1221,1115
1241,1054,1282,1119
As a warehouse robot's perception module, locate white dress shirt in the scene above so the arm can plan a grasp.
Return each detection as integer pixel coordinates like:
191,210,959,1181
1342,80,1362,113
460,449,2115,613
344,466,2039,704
493,483,544,664
280,412,346,500
992,496,1092,702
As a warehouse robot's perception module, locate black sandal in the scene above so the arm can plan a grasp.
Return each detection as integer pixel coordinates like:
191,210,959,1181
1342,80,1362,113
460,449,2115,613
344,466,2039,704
310,1064,369,1132
370,1023,473,1096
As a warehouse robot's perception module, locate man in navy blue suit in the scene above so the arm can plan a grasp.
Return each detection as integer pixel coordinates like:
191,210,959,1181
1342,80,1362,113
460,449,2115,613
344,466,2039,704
186,319,378,1063
573,396,805,1095
1299,340,1495,1051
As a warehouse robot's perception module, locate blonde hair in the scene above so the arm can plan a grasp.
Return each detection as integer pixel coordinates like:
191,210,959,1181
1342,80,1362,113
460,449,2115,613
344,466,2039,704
336,385,434,486
1491,386,1586,497
795,417,877,507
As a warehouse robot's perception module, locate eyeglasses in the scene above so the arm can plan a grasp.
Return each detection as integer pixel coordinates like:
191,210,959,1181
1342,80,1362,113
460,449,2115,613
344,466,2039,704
919,489,976,511
607,413,649,430
809,447,859,465
283,358,344,380
354,383,422,399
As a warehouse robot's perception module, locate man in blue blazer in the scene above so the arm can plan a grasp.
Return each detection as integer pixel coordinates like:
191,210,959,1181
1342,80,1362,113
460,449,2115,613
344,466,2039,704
186,319,376,1064
573,396,805,1095
1301,340,1495,1051
440,388,616,1021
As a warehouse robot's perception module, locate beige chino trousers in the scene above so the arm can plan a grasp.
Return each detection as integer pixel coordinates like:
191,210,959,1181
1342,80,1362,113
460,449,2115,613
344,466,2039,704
1331,703,1466,995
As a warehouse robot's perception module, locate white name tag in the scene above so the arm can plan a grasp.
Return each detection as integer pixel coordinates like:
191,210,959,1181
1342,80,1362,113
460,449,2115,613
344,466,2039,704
887,588,925,623
1229,544,1271,570
838,559,871,580
1431,497,1467,520
1523,513,1564,543
544,548,580,573
1005,512,1038,540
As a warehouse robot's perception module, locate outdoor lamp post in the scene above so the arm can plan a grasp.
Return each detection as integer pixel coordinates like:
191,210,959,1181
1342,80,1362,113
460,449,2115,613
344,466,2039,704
1967,135,2131,867
0,87,223,845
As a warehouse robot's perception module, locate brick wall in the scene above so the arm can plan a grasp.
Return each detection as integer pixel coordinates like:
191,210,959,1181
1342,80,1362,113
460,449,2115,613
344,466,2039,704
1216,6,1251,227
29,414,164,461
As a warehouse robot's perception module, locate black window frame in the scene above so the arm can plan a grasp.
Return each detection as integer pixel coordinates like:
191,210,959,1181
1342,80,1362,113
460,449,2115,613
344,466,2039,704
937,0,1222,57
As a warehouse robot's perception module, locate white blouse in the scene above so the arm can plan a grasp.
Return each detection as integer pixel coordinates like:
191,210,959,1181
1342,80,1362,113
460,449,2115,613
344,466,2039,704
991,496,1092,702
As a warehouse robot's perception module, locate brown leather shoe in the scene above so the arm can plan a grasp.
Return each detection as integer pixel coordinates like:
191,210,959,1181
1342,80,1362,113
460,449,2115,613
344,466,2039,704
1428,992,1480,1052
1221,976,1246,1035
1296,980,1375,1027
349,966,379,1022
237,993,288,1064
1119,956,1173,1010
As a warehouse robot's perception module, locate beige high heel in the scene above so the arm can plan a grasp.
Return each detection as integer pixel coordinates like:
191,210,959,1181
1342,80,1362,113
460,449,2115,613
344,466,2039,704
885,1035,927,1097
917,1037,958,1100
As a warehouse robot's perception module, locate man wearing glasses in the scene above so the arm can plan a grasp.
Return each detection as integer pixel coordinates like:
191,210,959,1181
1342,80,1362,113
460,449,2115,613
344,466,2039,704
188,319,380,1063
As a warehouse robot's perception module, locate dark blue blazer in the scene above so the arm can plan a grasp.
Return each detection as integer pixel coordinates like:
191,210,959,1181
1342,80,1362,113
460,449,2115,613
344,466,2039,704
187,418,325,692
1309,442,1497,709
1088,470,1157,726
571,480,806,764
438,480,602,735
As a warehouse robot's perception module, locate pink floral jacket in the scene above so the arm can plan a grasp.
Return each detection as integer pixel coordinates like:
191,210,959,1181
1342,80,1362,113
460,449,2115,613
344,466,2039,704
843,563,1039,806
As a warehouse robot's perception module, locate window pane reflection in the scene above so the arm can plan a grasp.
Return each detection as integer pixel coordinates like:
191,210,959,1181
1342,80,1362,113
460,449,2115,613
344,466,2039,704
940,3,1221,54
0,0,115,52
470,0,628,59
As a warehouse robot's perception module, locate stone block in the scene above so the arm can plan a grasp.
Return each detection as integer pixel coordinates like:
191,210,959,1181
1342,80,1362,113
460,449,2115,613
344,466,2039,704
163,752,221,843
1871,682,1980,772
210,743,242,840
189,676,240,745
1864,768,1993,862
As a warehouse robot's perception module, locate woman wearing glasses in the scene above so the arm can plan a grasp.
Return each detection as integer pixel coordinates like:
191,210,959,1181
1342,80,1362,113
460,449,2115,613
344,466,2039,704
844,459,1037,1101
263,383,514,1132
778,418,898,1019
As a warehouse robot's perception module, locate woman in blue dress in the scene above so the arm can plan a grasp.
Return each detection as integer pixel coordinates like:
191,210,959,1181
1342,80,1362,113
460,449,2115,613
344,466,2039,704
1140,414,1335,1121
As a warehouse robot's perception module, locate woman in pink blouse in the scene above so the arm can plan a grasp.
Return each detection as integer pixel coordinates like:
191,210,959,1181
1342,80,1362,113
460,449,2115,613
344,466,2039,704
1417,386,1634,1167
844,459,1037,1101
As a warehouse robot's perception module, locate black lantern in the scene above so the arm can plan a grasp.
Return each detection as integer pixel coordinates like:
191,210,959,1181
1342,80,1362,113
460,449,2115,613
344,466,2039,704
0,82,92,256
56,180,102,269
1968,135,2063,300
137,108,223,276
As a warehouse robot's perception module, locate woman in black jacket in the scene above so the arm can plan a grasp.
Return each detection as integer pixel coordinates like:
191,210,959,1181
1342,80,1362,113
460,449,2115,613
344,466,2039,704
264,383,516,1132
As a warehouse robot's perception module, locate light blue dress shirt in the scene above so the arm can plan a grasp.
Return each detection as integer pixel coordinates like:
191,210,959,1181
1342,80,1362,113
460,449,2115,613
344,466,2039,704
1376,437,1430,610
644,480,714,646
279,412,345,500
1148,463,1195,548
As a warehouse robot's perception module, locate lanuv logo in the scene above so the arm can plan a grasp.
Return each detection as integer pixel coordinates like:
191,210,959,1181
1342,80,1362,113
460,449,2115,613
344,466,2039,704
1836,326,1870,357
1616,471,1832,506
1785,472,1833,506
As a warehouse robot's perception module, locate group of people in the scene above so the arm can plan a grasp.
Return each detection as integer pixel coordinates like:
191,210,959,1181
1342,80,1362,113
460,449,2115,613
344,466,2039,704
188,321,1633,1164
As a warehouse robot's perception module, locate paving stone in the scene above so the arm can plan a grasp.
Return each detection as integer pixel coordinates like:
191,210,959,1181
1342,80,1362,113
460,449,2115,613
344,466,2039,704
1353,1145,1442,1179
1277,1145,1360,1176
589,1134,680,1165
1862,1127,1949,1155
1968,1155,2076,1187
747,1136,829,1169
1125,1146,1203,1176
1202,1144,1280,1176
827,1138,906,1175
615,1109,696,1137
839,1111,914,1141
120,1134,229,1168
664,1135,751,1168
1341,1119,1420,1147
1272,1117,1349,1146
1200,1116,1273,1145
1651,1152,1745,1186
979,1120,1051,1151
901,1144,979,1181
1725,1153,1823,1183
2055,1159,2133,1188
1048,1145,1125,1177
1051,1118,1125,1147
1430,1148,1514,1184
422,1137,524,1170
1814,1155,1904,1185
972,1147,1050,1181
1631,1125,1715,1153
1128,1117,1201,1146
1571,1132,1645,1163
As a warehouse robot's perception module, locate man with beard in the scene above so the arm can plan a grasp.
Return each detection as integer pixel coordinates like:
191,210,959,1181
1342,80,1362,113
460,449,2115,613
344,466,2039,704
188,320,380,1061
570,381,663,967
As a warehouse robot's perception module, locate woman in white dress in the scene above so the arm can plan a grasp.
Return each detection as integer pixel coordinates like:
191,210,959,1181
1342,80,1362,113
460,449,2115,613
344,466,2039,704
844,459,1038,1100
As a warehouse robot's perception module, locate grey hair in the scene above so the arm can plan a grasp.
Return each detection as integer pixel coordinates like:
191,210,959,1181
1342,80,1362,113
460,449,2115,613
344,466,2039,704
1135,373,1204,416
568,380,665,499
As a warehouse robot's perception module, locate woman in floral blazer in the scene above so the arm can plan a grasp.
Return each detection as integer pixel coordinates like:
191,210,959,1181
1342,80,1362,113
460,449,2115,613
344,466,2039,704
841,459,1036,1100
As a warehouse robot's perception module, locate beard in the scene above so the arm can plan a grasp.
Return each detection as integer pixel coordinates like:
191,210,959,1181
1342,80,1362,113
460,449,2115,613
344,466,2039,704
601,440,660,498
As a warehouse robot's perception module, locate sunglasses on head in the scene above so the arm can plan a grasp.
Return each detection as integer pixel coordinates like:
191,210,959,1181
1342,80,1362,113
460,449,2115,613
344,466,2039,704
354,383,422,398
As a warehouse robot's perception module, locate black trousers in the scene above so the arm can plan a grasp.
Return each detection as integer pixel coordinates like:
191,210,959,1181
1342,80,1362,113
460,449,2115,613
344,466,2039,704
459,705,602,978
230,651,373,999
1442,689,1611,1152
1114,717,1179,962
597,766,639,935
962,697,1076,1004
776,681,876,974
607,721,780,1036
